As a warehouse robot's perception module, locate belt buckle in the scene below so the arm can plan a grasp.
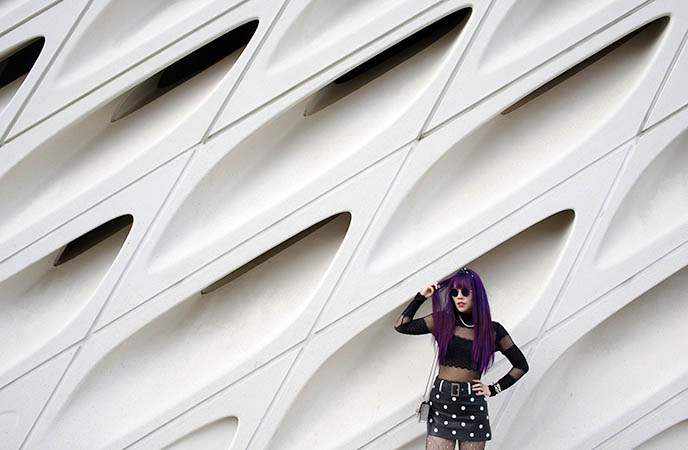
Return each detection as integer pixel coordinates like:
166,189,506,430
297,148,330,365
450,383,460,397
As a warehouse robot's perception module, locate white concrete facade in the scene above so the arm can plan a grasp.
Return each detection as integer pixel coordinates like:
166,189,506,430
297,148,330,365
1,1,688,449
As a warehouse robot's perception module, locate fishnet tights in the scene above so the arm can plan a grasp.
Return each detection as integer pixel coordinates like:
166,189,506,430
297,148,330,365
425,435,486,450
459,440,486,450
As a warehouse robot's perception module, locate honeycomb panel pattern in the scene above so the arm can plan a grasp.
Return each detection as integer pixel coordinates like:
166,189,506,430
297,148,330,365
1,1,688,449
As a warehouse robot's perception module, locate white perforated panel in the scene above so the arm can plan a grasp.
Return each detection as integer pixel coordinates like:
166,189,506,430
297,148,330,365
1,1,688,449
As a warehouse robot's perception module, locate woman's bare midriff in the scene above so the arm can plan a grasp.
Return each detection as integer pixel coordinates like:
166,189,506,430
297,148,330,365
438,365,481,382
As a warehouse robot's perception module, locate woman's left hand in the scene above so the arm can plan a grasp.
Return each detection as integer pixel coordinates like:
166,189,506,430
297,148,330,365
472,379,491,397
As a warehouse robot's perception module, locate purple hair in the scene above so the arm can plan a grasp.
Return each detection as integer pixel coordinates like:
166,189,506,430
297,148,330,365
430,267,495,374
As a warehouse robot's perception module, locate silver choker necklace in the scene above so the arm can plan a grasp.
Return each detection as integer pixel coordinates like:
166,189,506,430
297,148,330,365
458,313,474,328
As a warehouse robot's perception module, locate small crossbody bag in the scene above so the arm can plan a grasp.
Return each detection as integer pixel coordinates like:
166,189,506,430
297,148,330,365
416,345,439,423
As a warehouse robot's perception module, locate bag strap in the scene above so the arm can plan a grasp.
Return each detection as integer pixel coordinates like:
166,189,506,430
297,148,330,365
423,343,439,399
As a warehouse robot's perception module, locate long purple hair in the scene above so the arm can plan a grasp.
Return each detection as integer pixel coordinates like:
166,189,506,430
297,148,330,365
430,267,495,374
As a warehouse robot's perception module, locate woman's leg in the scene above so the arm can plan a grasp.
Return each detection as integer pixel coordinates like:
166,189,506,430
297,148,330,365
458,440,486,450
426,434,456,450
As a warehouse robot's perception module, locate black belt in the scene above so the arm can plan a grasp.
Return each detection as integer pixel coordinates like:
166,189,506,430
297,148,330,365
435,378,472,396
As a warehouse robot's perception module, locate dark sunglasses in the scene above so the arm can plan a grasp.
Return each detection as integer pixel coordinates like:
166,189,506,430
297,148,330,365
450,287,471,297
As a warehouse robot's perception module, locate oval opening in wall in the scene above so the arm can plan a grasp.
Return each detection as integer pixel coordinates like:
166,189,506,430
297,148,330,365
0,215,132,377
466,209,574,327
500,17,668,115
54,215,133,266
303,7,471,116
0,37,44,113
111,20,258,122
368,17,667,269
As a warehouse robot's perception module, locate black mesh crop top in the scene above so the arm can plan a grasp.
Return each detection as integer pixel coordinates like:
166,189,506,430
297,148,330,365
394,292,529,396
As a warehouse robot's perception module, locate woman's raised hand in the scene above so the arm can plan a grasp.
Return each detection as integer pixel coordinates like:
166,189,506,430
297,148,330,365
421,282,440,298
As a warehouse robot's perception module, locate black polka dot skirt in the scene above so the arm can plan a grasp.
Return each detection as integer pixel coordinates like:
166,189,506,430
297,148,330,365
427,376,491,441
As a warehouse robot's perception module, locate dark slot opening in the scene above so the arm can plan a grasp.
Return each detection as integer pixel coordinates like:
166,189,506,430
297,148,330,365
54,215,133,266
0,37,44,89
304,7,471,116
201,212,350,295
111,20,258,122
501,17,669,115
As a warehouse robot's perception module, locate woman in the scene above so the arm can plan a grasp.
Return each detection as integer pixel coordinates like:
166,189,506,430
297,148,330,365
394,267,529,450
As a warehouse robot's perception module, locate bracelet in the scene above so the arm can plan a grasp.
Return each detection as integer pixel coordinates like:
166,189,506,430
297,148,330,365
488,383,501,396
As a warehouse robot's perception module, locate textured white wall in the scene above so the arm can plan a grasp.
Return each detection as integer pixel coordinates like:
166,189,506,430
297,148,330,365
1,1,688,449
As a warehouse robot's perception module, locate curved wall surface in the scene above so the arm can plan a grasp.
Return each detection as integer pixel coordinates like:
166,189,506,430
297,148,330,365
1,1,688,449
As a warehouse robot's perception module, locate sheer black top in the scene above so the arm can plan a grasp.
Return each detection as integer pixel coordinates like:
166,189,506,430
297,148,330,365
394,292,529,396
